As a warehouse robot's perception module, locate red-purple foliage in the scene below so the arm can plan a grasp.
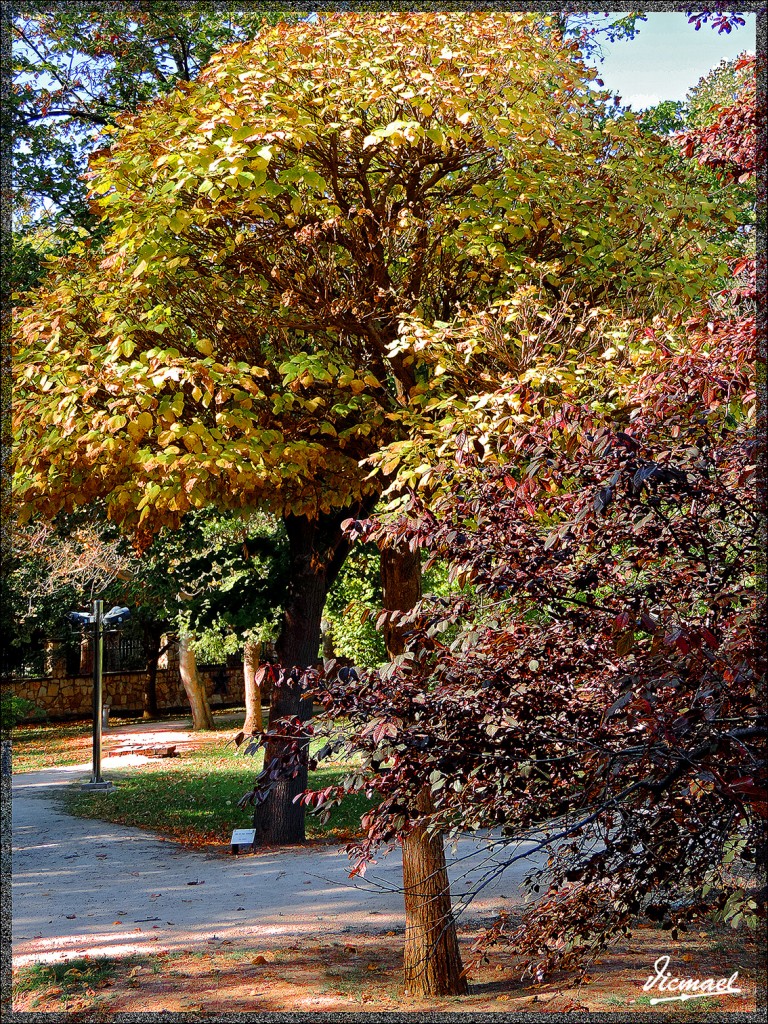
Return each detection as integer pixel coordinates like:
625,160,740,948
239,47,763,974
686,10,748,34
678,54,762,182
301,307,763,974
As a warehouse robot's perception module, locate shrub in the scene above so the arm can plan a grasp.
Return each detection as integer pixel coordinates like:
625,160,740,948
0,692,43,732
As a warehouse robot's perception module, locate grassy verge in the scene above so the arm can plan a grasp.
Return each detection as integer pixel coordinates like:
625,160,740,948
11,720,104,772
13,956,120,1009
13,925,760,1014
57,737,370,846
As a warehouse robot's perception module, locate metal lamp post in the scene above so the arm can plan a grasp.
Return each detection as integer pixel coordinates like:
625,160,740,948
68,602,130,791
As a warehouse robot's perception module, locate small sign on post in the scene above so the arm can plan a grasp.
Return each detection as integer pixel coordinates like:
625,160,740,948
230,828,257,854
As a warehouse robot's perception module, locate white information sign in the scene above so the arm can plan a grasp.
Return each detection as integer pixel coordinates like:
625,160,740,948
231,829,257,846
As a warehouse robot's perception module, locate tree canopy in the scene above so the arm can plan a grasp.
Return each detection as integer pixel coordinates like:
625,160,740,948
12,6,286,225
14,11,727,548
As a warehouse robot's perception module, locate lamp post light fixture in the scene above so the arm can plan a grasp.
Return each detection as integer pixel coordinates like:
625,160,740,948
68,601,131,791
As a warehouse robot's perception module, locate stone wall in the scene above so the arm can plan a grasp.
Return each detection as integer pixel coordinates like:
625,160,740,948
10,661,245,720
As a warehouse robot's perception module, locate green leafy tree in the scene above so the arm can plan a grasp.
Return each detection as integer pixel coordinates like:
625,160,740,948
324,544,453,669
161,508,288,731
323,545,387,668
5,507,287,726
8,201,66,296
10,5,294,292
12,5,290,220
639,99,687,136
638,53,756,308
686,53,755,129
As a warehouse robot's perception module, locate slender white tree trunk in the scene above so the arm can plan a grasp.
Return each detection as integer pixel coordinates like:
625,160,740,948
178,633,214,730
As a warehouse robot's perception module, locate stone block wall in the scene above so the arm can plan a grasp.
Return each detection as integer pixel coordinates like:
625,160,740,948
9,662,245,719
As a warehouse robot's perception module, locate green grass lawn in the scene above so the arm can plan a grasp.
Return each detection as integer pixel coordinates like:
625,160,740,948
11,720,108,772
12,712,373,844
60,741,370,845
13,956,121,1003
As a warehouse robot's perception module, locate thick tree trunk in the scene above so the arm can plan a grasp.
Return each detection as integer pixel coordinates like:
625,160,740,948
142,622,162,720
242,638,263,735
403,788,468,996
252,508,357,845
178,633,214,730
380,546,422,657
381,543,467,997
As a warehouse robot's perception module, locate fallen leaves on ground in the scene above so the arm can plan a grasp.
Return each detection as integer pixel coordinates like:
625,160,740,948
12,923,761,1015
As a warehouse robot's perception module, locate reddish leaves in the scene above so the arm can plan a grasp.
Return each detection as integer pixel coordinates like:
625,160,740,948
677,54,761,180
304,307,763,976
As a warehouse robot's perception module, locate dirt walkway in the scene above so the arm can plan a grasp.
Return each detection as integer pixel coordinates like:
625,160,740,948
12,753,542,968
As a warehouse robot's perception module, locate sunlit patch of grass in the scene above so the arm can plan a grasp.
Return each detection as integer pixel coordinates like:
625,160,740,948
630,992,721,1010
11,710,238,773
11,720,94,772
689,998,720,1011
58,738,372,845
14,956,117,1004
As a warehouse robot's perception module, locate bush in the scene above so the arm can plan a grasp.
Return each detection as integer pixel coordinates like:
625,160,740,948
0,692,42,732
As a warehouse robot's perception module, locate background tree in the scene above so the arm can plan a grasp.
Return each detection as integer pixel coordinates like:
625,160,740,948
677,53,758,314
5,507,286,726
4,514,138,678
685,53,756,129
639,99,687,137
321,544,453,669
639,51,757,318
160,508,288,732
10,5,292,292
322,544,387,668
680,53,761,183
549,10,649,55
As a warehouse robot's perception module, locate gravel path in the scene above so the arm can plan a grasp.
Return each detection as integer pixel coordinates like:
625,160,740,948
13,751,544,967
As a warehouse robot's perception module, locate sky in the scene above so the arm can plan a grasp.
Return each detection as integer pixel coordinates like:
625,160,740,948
589,12,757,110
